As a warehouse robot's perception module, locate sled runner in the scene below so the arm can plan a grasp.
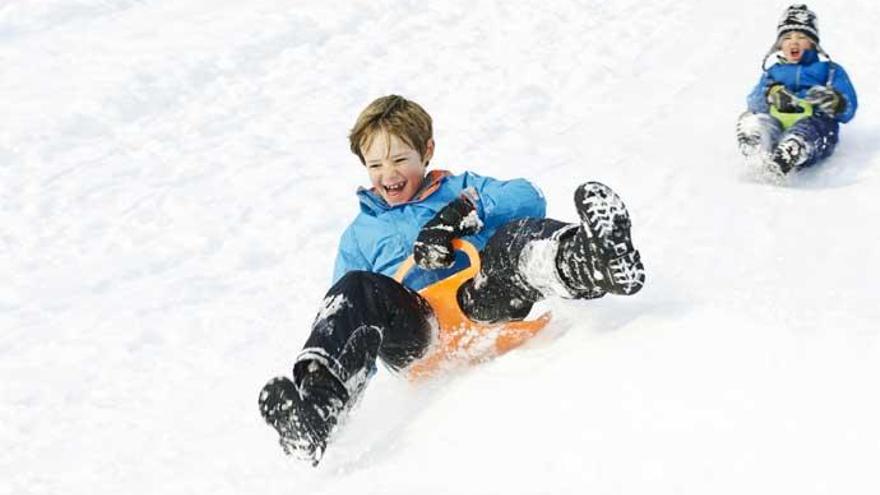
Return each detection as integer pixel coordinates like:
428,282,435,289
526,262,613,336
393,239,551,379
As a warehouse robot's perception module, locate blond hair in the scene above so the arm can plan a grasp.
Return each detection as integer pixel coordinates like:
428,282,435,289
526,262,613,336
349,95,433,164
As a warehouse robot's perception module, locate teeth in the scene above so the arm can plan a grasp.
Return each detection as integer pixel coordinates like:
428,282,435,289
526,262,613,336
385,182,405,191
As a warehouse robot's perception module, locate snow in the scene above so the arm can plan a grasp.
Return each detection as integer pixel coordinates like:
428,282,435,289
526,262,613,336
2,0,879,493
519,233,574,297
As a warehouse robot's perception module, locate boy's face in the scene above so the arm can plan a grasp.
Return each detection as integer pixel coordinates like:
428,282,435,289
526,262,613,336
362,131,434,206
779,31,814,62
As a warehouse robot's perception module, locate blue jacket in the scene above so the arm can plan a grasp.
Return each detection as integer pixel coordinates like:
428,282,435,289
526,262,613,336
333,169,546,290
747,49,858,123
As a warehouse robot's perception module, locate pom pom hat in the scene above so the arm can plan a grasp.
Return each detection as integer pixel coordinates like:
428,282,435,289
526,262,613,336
761,4,831,72
777,4,819,44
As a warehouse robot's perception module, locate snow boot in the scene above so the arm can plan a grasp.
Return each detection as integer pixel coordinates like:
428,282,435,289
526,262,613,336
736,112,782,159
258,361,350,466
769,135,809,175
557,182,645,296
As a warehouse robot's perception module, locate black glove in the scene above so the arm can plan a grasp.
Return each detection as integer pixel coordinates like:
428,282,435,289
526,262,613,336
766,84,800,113
414,194,482,270
804,85,845,117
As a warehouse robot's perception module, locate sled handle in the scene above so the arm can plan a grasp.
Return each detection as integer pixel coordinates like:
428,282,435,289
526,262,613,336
392,239,481,285
770,99,814,129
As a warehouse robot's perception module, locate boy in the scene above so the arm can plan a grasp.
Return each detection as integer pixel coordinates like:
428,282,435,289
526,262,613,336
736,4,858,177
258,95,646,465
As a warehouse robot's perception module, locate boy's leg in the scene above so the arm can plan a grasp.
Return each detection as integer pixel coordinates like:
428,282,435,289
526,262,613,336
459,182,644,323
770,115,839,173
259,271,434,464
736,111,783,159
458,217,571,323
295,271,435,382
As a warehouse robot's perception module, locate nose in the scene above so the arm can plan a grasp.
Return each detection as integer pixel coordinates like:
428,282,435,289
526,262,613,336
380,162,400,177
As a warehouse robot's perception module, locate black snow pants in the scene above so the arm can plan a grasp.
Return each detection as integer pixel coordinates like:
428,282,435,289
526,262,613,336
293,218,573,394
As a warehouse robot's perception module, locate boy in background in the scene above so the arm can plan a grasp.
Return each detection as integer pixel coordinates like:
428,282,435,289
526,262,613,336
736,4,857,177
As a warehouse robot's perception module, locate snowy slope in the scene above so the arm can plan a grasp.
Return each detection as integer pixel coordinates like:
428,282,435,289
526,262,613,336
2,1,879,494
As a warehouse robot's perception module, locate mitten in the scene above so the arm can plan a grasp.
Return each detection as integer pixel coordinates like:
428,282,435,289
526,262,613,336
804,85,845,117
414,193,482,270
766,84,800,113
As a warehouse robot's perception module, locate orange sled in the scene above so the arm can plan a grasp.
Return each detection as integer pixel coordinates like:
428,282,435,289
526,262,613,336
393,239,551,380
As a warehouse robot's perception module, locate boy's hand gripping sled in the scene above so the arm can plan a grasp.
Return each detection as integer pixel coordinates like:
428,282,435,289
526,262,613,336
393,239,551,380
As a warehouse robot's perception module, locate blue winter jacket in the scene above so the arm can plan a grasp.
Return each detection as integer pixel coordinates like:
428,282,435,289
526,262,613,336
333,169,546,290
747,49,858,123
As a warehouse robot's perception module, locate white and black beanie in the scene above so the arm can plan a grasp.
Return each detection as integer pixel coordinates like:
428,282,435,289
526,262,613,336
777,4,819,44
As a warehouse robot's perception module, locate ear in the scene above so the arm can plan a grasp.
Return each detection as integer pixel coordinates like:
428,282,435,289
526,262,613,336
422,138,435,165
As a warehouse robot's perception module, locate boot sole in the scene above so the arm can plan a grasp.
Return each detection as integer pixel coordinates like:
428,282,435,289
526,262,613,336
574,182,645,295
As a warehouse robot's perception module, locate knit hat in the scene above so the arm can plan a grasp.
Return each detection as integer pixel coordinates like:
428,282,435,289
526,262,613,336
777,4,819,44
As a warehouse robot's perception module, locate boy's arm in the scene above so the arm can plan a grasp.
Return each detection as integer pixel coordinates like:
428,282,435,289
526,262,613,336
467,173,546,225
413,174,545,270
747,72,774,113
804,63,858,123
829,64,858,123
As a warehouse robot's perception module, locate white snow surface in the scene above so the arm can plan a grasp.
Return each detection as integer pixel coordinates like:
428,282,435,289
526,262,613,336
3,1,880,493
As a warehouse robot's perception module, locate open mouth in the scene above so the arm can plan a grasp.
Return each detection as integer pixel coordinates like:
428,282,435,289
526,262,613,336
384,181,406,194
